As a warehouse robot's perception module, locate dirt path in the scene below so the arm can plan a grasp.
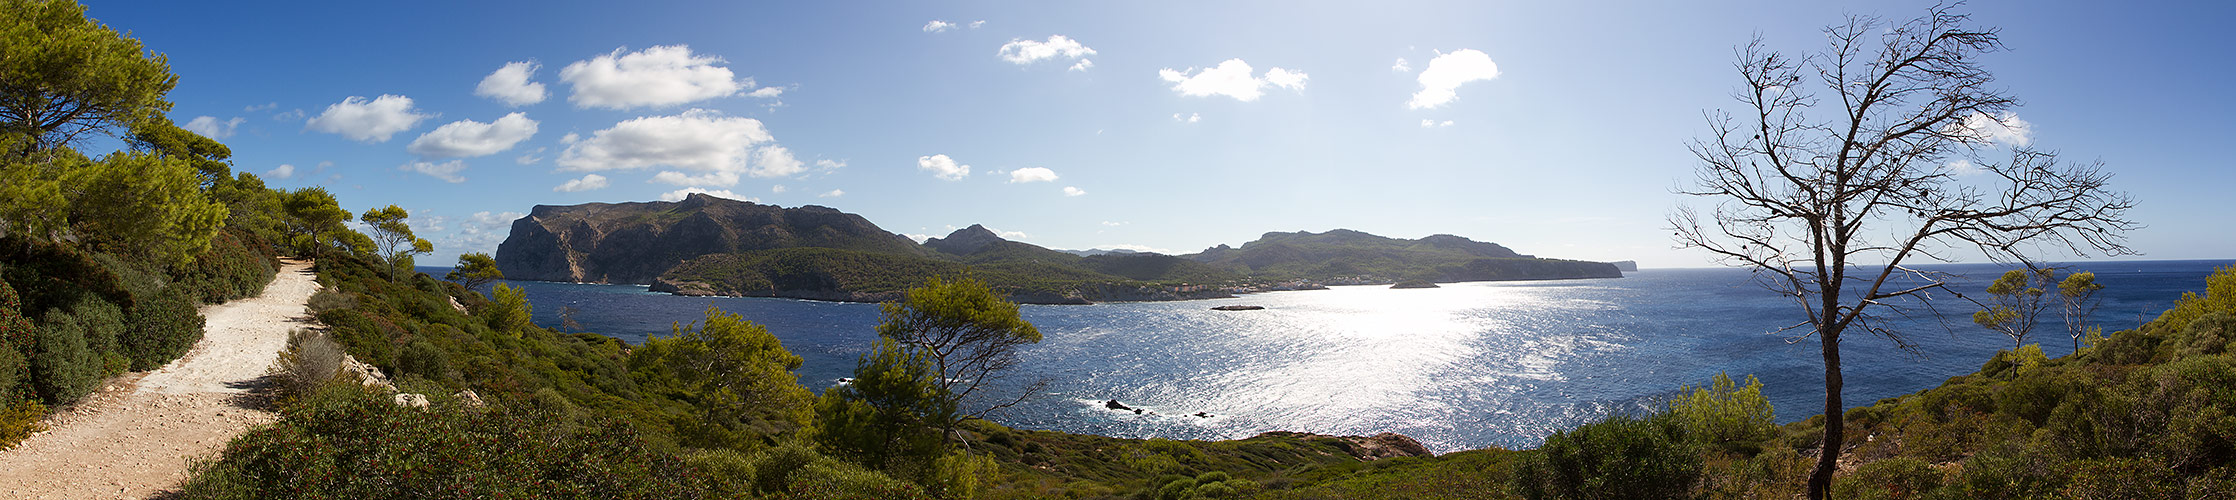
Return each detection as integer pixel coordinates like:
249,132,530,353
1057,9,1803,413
0,259,319,499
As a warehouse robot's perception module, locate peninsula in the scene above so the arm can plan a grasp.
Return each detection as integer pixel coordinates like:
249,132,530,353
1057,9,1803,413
493,194,1624,303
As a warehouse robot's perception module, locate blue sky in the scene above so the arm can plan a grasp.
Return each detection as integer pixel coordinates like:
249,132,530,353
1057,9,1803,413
82,1,2236,267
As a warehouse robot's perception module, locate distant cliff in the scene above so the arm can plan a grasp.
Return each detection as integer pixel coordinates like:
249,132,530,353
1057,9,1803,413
1180,229,1619,282
493,193,924,284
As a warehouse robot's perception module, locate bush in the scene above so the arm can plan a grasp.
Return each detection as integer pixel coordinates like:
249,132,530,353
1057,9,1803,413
179,384,711,500
64,298,128,376
0,399,45,450
31,309,102,404
2061,457,2178,499
173,229,278,304
271,328,347,401
0,280,31,400
1831,457,1943,499
122,286,201,370
1670,372,1775,454
1510,412,1699,500
394,339,457,385
305,288,354,315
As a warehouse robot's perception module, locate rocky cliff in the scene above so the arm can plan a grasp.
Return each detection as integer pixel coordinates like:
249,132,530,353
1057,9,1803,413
493,193,924,284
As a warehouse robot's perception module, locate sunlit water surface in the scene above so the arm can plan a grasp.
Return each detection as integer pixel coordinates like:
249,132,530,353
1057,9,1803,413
426,260,2230,452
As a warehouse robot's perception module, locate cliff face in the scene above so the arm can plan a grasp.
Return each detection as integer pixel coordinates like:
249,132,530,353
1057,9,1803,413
493,193,923,284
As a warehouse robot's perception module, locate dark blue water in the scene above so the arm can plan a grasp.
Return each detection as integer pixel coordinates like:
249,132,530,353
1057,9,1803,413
422,260,2230,452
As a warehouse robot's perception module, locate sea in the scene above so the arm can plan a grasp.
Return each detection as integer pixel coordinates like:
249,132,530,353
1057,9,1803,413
420,259,2231,453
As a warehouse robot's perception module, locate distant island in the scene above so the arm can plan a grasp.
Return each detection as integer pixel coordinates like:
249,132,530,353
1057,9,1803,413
494,194,1624,304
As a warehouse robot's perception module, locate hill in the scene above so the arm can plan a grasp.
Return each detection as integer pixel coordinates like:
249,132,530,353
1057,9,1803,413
654,226,1241,304
1182,229,1621,282
492,193,926,284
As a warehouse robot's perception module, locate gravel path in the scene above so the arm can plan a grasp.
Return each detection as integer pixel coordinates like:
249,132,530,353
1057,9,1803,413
0,259,318,499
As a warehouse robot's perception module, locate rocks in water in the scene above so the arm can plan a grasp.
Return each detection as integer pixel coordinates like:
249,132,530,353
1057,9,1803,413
1105,400,1131,411
1211,305,1265,311
1193,412,1213,418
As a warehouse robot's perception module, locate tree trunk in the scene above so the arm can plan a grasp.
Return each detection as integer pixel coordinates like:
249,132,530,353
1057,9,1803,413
1808,329,1843,499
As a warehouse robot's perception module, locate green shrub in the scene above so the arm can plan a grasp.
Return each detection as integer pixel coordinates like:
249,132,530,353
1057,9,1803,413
122,286,201,370
2188,466,2236,500
173,229,277,303
755,442,824,495
1510,412,1699,500
0,280,31,400
1670,372,1775,454
786,460,933,500
179,384,710,500
305,288,354,314
682,448,756,498
1953,443,2061,499
2061,457,2178,499
63,298,127,375
1831,457,1942,499
31,309,102,404
394,339,456,385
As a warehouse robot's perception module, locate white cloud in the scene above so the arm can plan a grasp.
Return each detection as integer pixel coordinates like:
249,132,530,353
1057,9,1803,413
266,163,295,179
560,45,745,109
917,154,969,180
273,109,304,121
747,87,784,98
754,145,805,177
444,210,527,253
1946,159,1985,177
476,61,547,107
1420,119,1454,128
771,184,788,193
1392,58,1411,72
1008,166,1058,183
815,159,846,171
998,35,1096,66
400,160,467,183
1158,59,1307,101
1952,111,2033,147
1173,112,1201,123
183,116,245,139
904,233,933,243
969,20,985,29
1063,186,1086,197
818,189,844,198
558,109,805,181
923,20,956,33
307,95,430,142
658,187,755,202
515,147,545,165
1265,67,1308,90
406,112,539,158
553,174,609,192
1070,59,1094,72
649,170,740,187
244,102,278,112
1100,221,1127,227
1408,49,1500,109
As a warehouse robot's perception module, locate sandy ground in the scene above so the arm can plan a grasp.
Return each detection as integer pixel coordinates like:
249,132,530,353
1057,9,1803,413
0,259,318,499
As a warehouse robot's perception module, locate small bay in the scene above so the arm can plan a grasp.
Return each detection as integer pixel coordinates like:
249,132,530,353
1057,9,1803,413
430,259,2231,452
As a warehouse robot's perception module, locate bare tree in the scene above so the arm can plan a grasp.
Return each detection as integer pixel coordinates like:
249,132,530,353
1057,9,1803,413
1670,4,2136,498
